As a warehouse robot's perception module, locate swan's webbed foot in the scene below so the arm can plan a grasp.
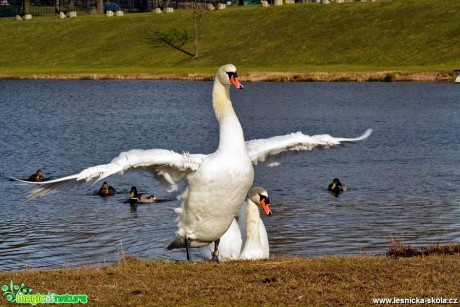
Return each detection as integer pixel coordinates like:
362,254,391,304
211,239,220,263
185,237,192,262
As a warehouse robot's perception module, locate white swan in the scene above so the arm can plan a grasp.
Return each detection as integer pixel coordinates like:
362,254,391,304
202,187,272,261
13,64,372,261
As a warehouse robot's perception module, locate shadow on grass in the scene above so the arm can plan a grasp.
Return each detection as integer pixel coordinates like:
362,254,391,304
151,30,194,57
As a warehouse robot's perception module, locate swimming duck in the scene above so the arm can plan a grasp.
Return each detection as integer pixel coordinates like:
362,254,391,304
327,178,347,196
98,181,116,197
27,169,45,182
15,64,372,261
129,186,157,204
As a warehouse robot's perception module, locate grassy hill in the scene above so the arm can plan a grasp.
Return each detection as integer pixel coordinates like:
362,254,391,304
0,0,459,79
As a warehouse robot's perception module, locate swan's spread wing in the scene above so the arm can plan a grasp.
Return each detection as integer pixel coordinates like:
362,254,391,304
18,149,206,201
246,129,372,166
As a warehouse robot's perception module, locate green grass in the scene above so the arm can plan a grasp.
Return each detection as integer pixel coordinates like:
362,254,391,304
0,0,459,78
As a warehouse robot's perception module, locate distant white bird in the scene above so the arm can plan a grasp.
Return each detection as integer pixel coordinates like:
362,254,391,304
202,187,272,261
13,64,372,261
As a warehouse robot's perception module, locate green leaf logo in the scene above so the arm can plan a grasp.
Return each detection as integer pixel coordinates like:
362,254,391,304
2,281,33,303
6,293,14,302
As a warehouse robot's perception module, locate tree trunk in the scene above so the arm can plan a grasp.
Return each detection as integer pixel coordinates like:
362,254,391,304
97,0,104,13
193,19,198,58
55,0,60,13
23,0,30,15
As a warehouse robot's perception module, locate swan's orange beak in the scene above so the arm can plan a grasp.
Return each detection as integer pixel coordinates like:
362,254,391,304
230,75,244,89
260,196,272,216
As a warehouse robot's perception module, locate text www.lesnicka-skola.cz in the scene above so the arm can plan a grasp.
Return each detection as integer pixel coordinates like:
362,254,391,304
373,297,458,304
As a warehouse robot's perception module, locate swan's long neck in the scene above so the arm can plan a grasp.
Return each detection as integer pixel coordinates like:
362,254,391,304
244,199,261,244
212,79,245,152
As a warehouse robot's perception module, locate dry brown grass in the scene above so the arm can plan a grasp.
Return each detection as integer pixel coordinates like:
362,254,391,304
387,240,460,258
242,71,455,82
1,255,459,306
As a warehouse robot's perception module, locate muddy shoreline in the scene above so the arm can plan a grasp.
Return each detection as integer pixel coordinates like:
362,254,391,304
0,71,457,82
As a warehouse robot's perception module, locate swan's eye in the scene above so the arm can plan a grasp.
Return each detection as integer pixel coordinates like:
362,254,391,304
259,194,269,204
226,71,238,80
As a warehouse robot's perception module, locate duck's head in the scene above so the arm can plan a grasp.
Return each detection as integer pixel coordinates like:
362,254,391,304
330,178,342,190
101,182,109,190
217,64,243,89
249,187,272,216
130,186,138,198
332,178,342,188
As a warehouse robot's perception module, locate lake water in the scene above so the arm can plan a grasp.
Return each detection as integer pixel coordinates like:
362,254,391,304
0,80,459,271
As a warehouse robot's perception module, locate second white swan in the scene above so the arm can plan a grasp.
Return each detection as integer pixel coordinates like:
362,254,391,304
202,187,272,261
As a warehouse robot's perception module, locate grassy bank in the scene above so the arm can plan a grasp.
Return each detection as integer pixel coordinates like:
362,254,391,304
1,255,459,306
1,0,459,80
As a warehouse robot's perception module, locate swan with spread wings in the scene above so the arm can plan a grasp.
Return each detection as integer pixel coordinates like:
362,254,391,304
14,64,372,261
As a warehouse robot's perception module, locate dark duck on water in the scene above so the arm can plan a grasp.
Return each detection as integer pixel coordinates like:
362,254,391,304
327,178,347,196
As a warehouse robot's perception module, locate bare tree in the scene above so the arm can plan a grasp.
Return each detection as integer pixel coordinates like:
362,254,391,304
154,0,209,59
191,1,208,58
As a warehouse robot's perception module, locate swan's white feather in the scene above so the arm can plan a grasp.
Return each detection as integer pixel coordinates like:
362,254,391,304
21,149,204,201
201,219,242,261
236,201,269,260
17,129,372,202
202,188,270,261
246,129,372,165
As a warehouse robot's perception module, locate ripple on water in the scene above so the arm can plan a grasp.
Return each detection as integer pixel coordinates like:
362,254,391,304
1,81,459,270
